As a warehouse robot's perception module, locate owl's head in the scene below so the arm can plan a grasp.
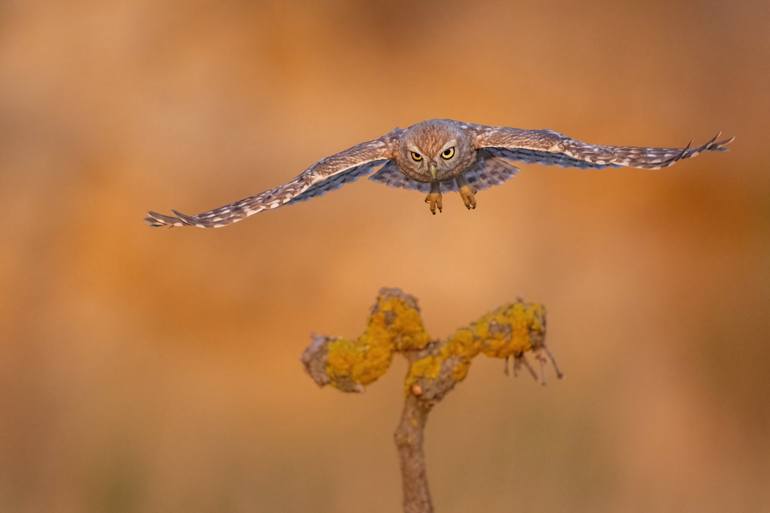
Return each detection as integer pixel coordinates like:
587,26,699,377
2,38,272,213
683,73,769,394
396,119,475,182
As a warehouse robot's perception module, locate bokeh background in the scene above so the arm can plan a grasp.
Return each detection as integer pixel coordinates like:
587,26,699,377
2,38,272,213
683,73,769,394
1,0,769,511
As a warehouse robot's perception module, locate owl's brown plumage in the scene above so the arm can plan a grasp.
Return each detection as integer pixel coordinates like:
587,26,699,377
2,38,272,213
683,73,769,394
145,119,734,228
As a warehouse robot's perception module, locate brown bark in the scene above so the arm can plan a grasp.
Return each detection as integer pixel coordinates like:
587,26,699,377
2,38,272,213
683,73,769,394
394,395,433,513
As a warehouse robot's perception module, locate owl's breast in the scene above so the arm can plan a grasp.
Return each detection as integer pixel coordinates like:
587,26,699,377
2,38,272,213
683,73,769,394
396,163,432,183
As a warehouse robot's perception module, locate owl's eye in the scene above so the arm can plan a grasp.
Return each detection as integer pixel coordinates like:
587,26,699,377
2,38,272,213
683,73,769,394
410,151,423,162
440,147,456,160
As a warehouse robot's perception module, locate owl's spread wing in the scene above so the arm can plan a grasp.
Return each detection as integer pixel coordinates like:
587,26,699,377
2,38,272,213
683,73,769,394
145,131,399,228
369,151,519,193
472,125,734,170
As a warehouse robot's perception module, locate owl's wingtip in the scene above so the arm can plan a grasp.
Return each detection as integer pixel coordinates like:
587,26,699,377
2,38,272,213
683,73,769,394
144,210,183,228
709,132,735,151
718,134,736,148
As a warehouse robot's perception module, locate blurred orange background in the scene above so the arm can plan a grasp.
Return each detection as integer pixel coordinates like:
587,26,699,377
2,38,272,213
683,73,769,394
1,1,769,512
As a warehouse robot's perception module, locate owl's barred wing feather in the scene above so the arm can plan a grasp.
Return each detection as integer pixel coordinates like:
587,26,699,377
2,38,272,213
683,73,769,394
145,132,399,228
285,160,387,204
472,125,734,170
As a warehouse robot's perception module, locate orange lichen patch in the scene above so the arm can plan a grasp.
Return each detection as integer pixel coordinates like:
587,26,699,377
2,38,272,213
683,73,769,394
406,328,480,390
366,293,431,351
477,302,547,358
407,355,442,385
326,336,393,390
323,291,431,391
444,327,481,359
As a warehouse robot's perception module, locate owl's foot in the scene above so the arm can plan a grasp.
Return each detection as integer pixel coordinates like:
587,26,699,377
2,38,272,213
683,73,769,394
456,176,477,210
424,182,443,215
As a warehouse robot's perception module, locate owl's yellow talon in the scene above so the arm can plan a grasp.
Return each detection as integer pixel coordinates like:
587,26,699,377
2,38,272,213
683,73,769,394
425,182,442,214
459,185,477,210
425,192,442,214
456,176,477,210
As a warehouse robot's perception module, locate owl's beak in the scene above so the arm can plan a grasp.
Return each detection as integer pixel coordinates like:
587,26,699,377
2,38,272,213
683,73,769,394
429,161,438,180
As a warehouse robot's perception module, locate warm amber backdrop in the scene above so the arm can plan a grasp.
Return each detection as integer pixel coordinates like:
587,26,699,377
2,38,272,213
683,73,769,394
1,1,769,512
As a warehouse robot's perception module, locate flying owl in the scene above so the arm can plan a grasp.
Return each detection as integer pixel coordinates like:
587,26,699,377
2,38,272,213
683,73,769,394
145,119,734,228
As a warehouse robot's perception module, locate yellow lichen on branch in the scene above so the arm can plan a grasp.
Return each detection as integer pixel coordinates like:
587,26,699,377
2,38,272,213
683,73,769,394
302,288,561,396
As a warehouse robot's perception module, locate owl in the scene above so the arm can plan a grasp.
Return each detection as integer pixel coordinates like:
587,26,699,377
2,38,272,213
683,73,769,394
145,119,733,228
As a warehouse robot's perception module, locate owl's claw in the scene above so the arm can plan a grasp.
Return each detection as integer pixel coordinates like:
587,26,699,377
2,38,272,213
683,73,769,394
425,182,442,215
425,192,442,214
459,185,477,210
456,176,477,210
